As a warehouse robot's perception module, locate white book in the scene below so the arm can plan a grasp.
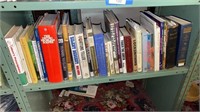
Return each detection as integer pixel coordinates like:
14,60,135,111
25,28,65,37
4,26,24,74
15,26,32,83
129,20,142,72
119,31,127,73
74,24,90,79
140,12,160,71
32,39,44,81
68,25,82,79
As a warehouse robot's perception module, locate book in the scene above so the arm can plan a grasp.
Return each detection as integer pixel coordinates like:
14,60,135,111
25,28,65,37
144,11,167,70
19,25,38,83
140,12,160,71
57,26,68,80
38,13,63,83
164,19,178,68
34,16,48,82
120,27,133,73
104,10,118,74
85,17,98,76
92,24,107,76
62,12,73,80
166,16,192,67
74,24,90,79
4,25,28,85
119,30,127,73
104,33,115,76
68,25,82,79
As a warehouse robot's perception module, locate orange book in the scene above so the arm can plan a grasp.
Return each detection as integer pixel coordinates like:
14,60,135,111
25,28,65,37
38,13,63,83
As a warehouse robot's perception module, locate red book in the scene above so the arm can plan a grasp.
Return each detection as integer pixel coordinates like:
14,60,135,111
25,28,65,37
38,13,63,83
120,27,133,73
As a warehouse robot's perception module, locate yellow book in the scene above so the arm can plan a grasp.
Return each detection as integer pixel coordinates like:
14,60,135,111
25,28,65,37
19,25,38,83
62,12,73,80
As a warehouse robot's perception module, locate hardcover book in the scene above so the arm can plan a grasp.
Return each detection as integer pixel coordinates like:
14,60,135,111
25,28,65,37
38,13,63,83
166,16,192,67
119,30,127,73
92,24,107,76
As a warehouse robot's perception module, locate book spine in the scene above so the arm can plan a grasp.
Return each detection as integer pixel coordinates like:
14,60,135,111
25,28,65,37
162,22,168,69
124,36,133,73
5,38,24,74
148,34,154,71
28,41,40,80
87,29,98,76
154,26,160,71
115,22,122,73
120,34,127,73
58,33,68,80
176,25,192,67
32,40,45,81
105,41,111,76
108,40,115,75
142,33,148,72
94,33,107,76
20,37,38,83
69,35,82,79
159,22,164,70
62,25,73,80
75,33,90,79
166,26,178,68
136,31,142,72
34,28,48,81
132,36,137,72
38,25,63,83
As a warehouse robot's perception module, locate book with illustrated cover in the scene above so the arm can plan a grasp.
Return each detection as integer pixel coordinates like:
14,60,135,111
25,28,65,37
74,24,90,79
38,13,63,83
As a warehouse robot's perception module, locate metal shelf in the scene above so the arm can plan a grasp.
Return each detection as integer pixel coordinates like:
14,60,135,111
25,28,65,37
0,84,12,95
24,67,188,92
0,0,199,11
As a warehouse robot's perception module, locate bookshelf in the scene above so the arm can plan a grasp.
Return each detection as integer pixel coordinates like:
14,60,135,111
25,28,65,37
0,0,199,111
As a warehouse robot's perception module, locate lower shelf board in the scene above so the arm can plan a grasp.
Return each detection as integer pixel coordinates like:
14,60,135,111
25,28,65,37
24,67,188,92
0,85,12,95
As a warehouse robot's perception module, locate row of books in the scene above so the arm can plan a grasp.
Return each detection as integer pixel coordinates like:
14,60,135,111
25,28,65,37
4,10,192,84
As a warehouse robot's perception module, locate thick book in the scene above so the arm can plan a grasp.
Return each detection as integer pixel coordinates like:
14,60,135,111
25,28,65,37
4,25,28,85
140,12,160,71
68,25,82,79
19,25,38,83
143,11,167,70
164,19,178,68
62,12,73,80
34,16,48,82
104,10,118,74
104,33,115,76
85,17,98,76
58,26,68,80
120,27,133,73
92,24,107,76
119,30,127,73
38,13,63,83
74,24,90,79
166,16,192,67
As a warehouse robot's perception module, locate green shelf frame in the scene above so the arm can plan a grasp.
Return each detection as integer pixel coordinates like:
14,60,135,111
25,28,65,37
24,67,188,92
0,84,12,95
0,0,199,11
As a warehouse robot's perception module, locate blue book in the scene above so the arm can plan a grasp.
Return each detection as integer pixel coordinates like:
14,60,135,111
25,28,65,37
166,16,192,67
34,16,48,81
92,24,107,76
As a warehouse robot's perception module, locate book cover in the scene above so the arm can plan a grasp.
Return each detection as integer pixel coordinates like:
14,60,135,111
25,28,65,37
19,25,38,83
68,25,82,79
58,26,68,80
166,16,192,67
104,34,111,76
120,27,133,73
119,30,127,73
34,16,48,82
74,24,90,79
38,13,63,83
92,24,107,76
5,25,28,85
62,12,73,80
85,17,98,76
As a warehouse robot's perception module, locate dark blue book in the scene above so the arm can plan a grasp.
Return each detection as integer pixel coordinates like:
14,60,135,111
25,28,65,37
166,16,192,67
92,24,107,76
34,16,48,82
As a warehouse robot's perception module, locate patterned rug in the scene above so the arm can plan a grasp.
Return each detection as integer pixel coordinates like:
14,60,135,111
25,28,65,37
50,80,156,111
